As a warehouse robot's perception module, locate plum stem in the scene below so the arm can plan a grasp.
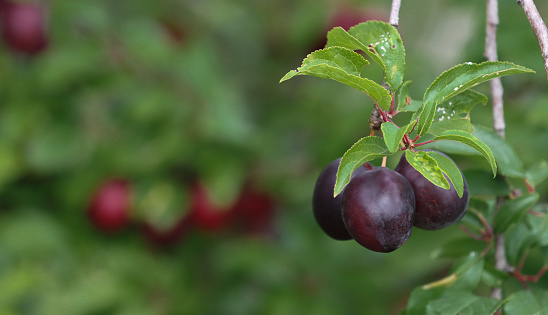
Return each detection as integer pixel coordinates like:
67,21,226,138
413,140,438,147
509,250,548,288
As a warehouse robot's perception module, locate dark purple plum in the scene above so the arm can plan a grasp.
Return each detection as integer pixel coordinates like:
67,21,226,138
342,167,415,252
395,150,469,230
312,158,371,240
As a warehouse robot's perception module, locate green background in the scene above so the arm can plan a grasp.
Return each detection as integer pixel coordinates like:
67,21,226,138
1,0,547,314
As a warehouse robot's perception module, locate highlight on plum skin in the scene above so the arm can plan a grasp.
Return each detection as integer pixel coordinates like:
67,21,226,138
341,167,415,253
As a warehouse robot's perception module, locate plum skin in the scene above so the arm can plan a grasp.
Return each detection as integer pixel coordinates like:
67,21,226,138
312,158,369,240
395,150,470,230
342,167,415,252
88,179,132,232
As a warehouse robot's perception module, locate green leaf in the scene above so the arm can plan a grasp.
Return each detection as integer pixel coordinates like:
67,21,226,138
427,151,464,198
430,237,487,259
423,125,525,178
416,101,436,136
280,47,392,110
505,221,537,266
462,169,511,196
326,20,406,91
423,61,534,106
405,150,449,190
415,62,532,136
449,253,484,293
494,193,539,233
504,289,548,315
481,263,509,288
432,130,497,176
426,90,487,136
526,207,548,247
381,121,414,153
472,126,524,178
399,99,422,113
334,136,390,196
426,293,501,315
526,159,548,186
397,80,413,111
427,120,476,137
404,286,445,315
280,46,368,79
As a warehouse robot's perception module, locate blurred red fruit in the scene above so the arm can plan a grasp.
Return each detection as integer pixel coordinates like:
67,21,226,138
187,180,232,232
88,179,132,232
141,215,194,248
0,1,49,55
230,188,276,237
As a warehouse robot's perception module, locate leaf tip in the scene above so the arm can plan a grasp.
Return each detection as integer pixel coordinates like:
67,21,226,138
280,70,297,83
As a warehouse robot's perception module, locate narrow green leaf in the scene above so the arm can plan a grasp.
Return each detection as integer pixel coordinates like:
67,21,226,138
504,289,548,315
280,46,368,80
433,130,497,176
426,90,487,136
334,136,390,196
423,124,525,178
381,121,414,153
397,80,413,111
494,193,539,233
416,101,436,136
416,62,532,137
427,151,464,198
426,293,501,315
280,47,392,110
473,126,524,178
423,61,534,106
526,159,548,186
435,89,488,118
326,20,406,91
405,150,449,190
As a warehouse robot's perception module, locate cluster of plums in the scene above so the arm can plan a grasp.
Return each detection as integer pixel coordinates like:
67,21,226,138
88,177,276,248
313,150,469,253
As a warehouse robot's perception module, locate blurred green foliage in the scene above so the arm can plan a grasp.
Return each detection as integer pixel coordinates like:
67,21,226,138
0,0,547,314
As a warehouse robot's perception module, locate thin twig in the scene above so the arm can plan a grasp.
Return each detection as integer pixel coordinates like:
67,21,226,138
389,0,402,28
517,0,548,83
485,0,505,138
485,0,509,302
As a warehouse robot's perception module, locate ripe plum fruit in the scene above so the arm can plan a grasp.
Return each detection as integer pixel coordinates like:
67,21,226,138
395,150,470,230
342,167,415,252
88,179,132,232
312,158,371,240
